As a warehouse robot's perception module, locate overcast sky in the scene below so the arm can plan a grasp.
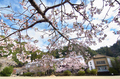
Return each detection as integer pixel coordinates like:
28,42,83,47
0,0,120,51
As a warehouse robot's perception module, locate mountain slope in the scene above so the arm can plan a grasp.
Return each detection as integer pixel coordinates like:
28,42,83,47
96,40,120,57
48,44,97,58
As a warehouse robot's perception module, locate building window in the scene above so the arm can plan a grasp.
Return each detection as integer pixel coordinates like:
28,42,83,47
90,62,92,65
96,61,105,64
97,66,107,71
91,66,93,70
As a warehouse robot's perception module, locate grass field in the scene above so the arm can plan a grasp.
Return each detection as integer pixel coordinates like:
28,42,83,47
0,76,120,79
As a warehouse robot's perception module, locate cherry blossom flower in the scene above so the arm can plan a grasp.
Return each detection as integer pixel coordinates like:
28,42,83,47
0,0,120,66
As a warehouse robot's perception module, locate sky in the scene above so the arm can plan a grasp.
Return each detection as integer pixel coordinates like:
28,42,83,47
0,0,120,51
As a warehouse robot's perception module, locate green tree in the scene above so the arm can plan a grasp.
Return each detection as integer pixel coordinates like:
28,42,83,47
109,67,118,75
106,47,113,57
0,63,2,69
111,57,120,73
77,71,85,76
86,47,97,56
86,68,91,74
0,66,13,76
63,70,72,76
90,69,97,75
96,41,120,57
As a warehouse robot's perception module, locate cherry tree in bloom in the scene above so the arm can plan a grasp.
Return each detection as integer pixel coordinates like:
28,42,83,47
55,55,87,73
0,0,120,60
0,36,40,63
24,53,87,73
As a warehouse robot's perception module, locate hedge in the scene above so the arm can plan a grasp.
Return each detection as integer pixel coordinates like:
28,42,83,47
63,70,71,76
0,66,13,76
77,70,85,76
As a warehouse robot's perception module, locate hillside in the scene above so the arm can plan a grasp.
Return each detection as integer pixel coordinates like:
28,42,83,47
96,40,120,57
49,40,120,59
48,44,97,59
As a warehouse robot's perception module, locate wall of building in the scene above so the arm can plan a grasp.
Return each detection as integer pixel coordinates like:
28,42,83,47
107,57,112,67
88,54,113,72
94,58,107,66
88,59,95,70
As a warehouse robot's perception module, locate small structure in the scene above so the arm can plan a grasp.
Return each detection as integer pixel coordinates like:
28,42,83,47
87,54,112,72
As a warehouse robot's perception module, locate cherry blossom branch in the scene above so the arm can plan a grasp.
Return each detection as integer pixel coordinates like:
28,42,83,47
68,2,92,25
43,0,68,15
0,5,10,9
103,7,111,21
39,0,46,9
29,0,70,42
0,19,46,41
115,0,120,5
48,35,62,51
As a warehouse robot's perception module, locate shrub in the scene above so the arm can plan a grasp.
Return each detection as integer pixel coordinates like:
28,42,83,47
0,63,2,68
77,71,85,76
90,69,97,75
37,72,45,76
23,72,34,76
37,72,41,76
63,70,71,76
41,72,45,76
86,68,91,74
109,67,118,75
0,66,13,76
47,69,54,75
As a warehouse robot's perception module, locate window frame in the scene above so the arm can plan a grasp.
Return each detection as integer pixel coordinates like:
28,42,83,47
96,61,106,64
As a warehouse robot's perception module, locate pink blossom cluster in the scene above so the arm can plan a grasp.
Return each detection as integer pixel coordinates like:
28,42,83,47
55,56,87,72
16,52,31,63
0,36,40,63
0,0,120,62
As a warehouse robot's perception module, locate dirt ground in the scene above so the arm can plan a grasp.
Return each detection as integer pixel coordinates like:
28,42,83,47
0,76,120,79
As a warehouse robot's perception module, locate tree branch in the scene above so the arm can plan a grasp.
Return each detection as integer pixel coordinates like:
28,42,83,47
43,0,68,15
29,0,70,42
0,19,46,41
115,0,120,5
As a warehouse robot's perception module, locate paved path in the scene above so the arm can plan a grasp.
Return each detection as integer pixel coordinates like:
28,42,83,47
0,76,120,79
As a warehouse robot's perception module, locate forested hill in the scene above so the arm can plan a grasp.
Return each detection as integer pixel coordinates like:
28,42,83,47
49,40,120,58
48,44,97,58
95,40,120,57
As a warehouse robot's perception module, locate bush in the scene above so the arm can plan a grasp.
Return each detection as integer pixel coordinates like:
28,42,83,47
41,72,45,76
0,63,2,68
63,70,71,76
22,72,34,76
37,72,41,76
0,66,13,76
47,69,54,75
37,72,45,76
77,71,85,76
109,67,118,75
90,69,97,75
86,68,91,74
